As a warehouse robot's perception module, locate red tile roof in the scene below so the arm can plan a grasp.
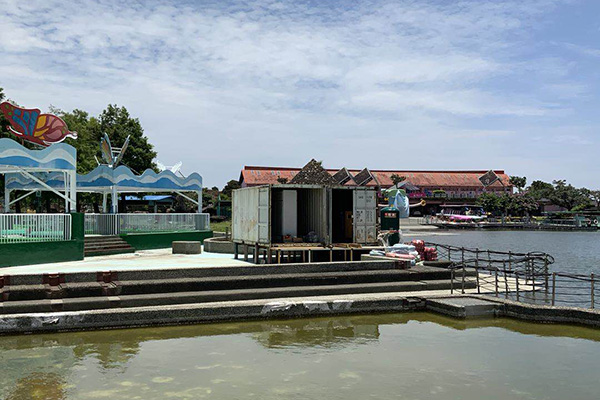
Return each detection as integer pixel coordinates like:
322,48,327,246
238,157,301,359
240,166,511,189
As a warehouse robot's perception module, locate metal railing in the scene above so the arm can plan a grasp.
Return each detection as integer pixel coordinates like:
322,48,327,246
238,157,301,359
450,264,599,310
0,214,72,244
85,213,210,235
428,242,598,309
85,214,119,236
426,242,554,274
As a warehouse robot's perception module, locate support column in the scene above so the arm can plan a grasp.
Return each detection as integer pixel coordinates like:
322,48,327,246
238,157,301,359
63,171,69,213
111,186,118,214
198,190,202,213
102,192,108,213
4,189,10,213
69,171,77,213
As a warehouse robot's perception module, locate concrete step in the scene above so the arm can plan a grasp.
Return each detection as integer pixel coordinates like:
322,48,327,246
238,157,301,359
84,244,134,252
84,249,136,257
84,236,134,257
85,242,132,248
84,236,123,243
0,279,476,314
84,241,130,247
1,267,473,301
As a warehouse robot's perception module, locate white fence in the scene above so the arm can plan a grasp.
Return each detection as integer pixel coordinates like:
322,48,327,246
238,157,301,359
85,213,210,236
0,214,72,244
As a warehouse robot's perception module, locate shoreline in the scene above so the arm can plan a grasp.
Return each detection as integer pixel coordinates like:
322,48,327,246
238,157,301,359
2,292,599,336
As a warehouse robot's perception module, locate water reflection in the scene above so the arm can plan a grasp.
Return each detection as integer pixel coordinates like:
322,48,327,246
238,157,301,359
2,313,599,355
252,318,380,349
1,314,599,399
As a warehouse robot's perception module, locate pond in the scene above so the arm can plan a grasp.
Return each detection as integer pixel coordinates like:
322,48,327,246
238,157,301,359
1,313,599,399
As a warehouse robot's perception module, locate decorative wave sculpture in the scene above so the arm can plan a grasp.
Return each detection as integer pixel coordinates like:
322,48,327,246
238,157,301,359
0,138,77,171
78,165,202,191
6,163,202,192
5,172,66,190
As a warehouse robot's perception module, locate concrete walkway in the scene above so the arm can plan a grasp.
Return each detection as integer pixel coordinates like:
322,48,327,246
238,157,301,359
0,247,249,275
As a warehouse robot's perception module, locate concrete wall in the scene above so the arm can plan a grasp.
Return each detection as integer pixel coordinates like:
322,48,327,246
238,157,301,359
0,213,84,268
121,230,213,250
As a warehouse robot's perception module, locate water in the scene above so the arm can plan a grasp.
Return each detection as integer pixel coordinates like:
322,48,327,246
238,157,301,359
1,313,600,400
419,230,600,274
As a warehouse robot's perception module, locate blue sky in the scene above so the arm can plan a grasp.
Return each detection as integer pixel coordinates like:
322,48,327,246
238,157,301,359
1,0,598,188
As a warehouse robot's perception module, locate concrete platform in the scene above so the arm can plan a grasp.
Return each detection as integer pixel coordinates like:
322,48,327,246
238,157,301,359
0,247,249,275
426,297,501,318
172,241,202,254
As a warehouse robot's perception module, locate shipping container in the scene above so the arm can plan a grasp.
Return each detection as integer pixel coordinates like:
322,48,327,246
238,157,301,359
232,184,377,246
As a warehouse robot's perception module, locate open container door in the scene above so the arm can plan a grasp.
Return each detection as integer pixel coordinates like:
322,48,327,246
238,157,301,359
257,185,271,244
353,188,377,244
232,185,271,245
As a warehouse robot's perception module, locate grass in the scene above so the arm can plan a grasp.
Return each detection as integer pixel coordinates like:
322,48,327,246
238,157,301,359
211,219,231,233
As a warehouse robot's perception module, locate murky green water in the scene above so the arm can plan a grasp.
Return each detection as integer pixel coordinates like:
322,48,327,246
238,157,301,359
1,313,599,399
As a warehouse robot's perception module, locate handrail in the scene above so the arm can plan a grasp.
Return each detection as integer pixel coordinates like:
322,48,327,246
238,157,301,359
447,263,598,310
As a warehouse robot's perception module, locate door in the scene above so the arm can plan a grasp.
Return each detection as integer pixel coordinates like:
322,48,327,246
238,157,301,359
353,189,377,244
257,186,271,244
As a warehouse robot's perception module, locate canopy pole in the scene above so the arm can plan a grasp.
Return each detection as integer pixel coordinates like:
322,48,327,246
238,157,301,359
9,190,36,207
111,186,118,214
69,170,77,213
174,190,200,212
17,168,75,206
4,188,10,213
63,171,69,213
102,192,108,213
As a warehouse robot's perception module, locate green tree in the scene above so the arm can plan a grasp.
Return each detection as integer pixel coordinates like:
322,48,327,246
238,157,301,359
527,180,554,200
222,180,241,199
589,190,600,208
505,193,539,216
93,104,157,173
550,180,591,211
56,109,100,174
477,192,502,215
509,176,527,193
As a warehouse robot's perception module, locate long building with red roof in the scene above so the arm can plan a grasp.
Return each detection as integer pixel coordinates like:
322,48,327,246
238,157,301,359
239,164,512,203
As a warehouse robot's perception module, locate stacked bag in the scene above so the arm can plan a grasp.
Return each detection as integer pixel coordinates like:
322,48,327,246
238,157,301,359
410,240,438,261
369,240,438,265
385,243,420,265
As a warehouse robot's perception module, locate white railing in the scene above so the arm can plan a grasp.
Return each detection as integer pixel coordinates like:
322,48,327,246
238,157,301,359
85,213,210,235
85,214,119,236
0,214,72,244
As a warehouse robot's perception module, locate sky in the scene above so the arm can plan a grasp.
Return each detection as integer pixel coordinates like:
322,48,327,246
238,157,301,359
1,0,599,189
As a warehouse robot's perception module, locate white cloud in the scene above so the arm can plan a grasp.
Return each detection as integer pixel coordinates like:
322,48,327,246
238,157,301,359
0,0,594,186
